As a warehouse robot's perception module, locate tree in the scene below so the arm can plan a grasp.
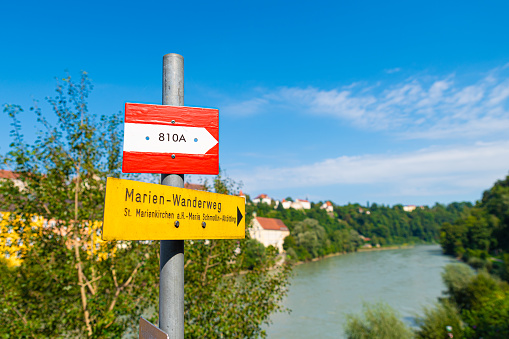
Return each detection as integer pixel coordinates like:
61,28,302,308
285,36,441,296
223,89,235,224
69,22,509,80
292,218,327,258
0,73,159,337
0,73,291,338
344,302,413,339
429,263,509,338
461,288,509,338
480,174,509,251
439,174,509,258
441,263,475,310
415,301,463,339
242,238,267,270
183,174,292,338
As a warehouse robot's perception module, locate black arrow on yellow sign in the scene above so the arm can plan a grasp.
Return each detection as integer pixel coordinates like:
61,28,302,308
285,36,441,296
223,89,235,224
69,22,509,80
237,207,243,227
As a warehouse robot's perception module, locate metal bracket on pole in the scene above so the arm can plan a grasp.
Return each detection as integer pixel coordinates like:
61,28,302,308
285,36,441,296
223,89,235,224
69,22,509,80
159,53,185,338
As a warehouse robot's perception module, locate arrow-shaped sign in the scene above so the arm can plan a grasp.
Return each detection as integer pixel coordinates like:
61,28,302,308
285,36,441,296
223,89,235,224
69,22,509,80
122,103,219,174
123,123,218,155
102,178,245,240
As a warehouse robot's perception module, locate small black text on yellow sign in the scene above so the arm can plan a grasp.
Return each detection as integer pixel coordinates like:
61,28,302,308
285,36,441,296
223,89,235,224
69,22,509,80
102,178,245,240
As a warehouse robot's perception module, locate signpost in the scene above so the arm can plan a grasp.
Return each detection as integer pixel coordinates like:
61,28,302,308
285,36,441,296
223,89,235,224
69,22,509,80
158,53,185,339
122,103,219,175
101,53,242,338
102,177,245,240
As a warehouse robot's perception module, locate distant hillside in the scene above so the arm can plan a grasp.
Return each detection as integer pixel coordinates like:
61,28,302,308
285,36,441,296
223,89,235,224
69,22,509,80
247,198,471,262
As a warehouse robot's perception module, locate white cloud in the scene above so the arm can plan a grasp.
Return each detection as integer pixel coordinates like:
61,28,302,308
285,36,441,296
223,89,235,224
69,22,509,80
452,85,484,106
221,65,509,140
488,81,509,106
235,141,509,198
385,67,402,74
221,97,269,117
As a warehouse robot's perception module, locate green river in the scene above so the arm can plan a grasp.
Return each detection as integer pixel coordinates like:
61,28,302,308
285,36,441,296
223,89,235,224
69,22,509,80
264,245,458,338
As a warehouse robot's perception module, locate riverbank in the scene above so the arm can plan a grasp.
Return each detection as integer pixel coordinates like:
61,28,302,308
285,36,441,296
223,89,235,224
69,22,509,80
292,244,416,266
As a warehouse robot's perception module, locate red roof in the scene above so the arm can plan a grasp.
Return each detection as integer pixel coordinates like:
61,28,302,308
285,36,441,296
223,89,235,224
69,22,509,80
255,217,288,231
255,194,269,199
0,170,19,179
184,183,206,191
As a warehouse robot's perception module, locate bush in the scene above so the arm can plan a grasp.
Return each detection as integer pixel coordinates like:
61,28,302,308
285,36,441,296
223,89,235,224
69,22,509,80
415,300,463,339
242,239,266,270
441,263,475,305
461,290,509,338
459,271,505,310
285,247,298,264
467,256,491,270
345,302,414,339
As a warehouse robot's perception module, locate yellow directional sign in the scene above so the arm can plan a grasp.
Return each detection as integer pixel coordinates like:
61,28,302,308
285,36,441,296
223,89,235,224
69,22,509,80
102,178,245,240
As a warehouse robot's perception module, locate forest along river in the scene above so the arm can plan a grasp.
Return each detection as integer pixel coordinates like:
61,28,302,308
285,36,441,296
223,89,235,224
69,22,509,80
264,245,457,338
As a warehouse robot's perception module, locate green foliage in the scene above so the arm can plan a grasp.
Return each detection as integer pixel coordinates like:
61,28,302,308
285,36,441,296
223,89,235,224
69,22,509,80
480,174,509,251
242,238,267,270
415,300,463,339
440,174,509,265
441,263,475,307
466,256,492,271
0,74,291,338
184,238,291,338
459,271,506,311
183,175,291,338
421,263,509,338
461,289,509,338
293,218,327,258
0,73,154,338
502,253,509,281
440,222,466,256
344,302,414,339
248,196,468,262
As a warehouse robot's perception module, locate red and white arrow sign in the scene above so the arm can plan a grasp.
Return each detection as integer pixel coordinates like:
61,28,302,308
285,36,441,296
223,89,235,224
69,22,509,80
123,124,218,154
122,103,219,175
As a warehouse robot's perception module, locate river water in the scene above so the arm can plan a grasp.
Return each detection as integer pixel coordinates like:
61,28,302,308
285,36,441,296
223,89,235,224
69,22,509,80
264,245,457,338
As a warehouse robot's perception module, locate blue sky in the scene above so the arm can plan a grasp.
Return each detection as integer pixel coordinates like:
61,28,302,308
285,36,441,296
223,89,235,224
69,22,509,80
1,0,509,206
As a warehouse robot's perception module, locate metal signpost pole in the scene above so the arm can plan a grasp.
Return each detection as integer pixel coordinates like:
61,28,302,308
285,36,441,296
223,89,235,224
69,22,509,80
159,53,185,338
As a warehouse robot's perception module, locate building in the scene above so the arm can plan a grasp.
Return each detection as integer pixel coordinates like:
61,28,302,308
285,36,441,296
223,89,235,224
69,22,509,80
238,190,246,200
249,216,290,253
320,201,334,213
358,207,371,215
252,194,272,205
276,198,311,210
0,169,24,189
274,199,291,209
0,170,111,266
291,199,311,210
403,205,417,212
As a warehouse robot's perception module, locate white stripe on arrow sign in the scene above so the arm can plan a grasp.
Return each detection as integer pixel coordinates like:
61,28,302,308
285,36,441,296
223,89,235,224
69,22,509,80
123,123,218,154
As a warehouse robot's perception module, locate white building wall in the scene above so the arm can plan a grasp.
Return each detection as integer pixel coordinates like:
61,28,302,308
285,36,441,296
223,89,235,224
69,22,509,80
249,219,290,253
282,201,292,209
